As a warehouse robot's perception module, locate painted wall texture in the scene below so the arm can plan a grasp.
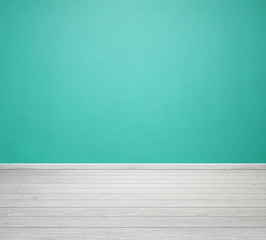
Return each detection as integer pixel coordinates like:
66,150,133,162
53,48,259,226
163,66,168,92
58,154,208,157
0,0,266,163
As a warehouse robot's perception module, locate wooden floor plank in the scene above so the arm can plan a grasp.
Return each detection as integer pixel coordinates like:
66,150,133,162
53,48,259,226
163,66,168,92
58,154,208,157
1,176,266,184
1,228,266,240
1,169,265,176
1,199,266,208
1,207,266,217
1,216,266,228
1,187,265,194
1,193,266,200
1,183,265,188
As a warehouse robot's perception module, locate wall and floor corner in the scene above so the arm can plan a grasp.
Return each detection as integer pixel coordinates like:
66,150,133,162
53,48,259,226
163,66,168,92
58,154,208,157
1,0,266,164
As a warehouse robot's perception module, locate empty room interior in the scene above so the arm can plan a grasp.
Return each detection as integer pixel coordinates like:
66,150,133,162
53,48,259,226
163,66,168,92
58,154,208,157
0,0,266,239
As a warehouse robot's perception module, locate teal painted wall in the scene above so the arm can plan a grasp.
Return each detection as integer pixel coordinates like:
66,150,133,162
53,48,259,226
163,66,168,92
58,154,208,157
1,0,266,163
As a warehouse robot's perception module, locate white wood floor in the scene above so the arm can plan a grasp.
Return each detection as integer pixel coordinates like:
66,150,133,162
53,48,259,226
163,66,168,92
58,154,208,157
0,164,266,239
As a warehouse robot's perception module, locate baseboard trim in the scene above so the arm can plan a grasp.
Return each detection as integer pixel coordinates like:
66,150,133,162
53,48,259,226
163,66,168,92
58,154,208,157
0,164,265,170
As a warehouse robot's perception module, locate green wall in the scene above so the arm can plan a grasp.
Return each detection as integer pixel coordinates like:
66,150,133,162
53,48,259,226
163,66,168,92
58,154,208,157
1,0,266,163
